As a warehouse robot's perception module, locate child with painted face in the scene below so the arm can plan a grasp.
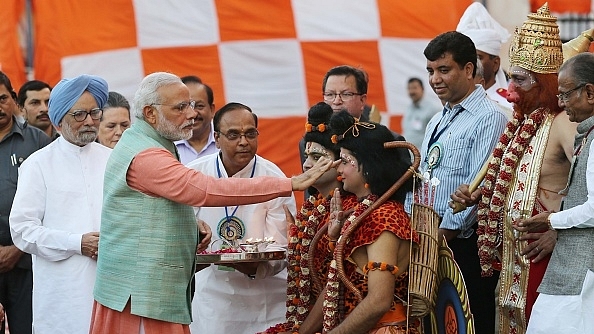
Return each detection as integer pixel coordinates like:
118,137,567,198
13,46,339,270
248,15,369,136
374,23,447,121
297,110,420,334
263,103,359,334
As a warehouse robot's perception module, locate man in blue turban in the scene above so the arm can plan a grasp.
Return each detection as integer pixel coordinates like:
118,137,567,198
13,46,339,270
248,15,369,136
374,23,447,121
10,74,113,334
48,74,108,144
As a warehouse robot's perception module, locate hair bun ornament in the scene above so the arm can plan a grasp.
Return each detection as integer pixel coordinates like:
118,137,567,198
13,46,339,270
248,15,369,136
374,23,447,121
331,134,343,144
305,122,327,133
332,120,376,143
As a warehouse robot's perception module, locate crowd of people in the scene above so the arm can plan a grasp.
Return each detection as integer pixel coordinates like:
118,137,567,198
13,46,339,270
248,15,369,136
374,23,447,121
1,2,594,334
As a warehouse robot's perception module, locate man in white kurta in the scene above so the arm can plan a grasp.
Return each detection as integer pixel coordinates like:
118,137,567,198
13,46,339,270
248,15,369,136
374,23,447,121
9,75,111,334
516,52,594,334
187,103,296,333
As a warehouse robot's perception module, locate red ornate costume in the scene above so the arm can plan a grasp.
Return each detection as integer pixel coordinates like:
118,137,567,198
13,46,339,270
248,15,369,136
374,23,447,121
323,197,420,333
262,193,357,334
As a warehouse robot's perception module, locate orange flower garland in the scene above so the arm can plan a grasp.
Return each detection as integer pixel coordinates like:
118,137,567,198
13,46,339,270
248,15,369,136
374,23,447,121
322,194,377,333
262,194,331,333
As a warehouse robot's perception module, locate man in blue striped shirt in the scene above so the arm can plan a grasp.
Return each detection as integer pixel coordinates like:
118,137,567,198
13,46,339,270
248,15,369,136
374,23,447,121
413,31,508,334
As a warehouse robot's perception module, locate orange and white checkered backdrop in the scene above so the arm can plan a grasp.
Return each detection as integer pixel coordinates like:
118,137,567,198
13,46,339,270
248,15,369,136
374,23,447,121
2,0,591,204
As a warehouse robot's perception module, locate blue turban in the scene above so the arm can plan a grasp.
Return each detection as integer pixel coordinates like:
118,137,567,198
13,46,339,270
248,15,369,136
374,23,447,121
48,74,109,125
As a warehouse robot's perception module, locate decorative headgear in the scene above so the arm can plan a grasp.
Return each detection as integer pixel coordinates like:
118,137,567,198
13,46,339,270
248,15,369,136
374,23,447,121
331,120,375,144
456,2,509,56
304,102,338,156
509,3,563,74
49,74,109,125
305,122,326,133
563,28,594,62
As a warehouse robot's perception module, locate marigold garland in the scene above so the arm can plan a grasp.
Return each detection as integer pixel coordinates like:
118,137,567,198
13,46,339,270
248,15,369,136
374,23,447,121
322,194,377,333
261,194,332,334
476,108,548,276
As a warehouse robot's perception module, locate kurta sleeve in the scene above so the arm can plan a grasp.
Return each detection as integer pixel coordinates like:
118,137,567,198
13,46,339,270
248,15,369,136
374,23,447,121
10,159,83,261
550,143,594,229
127,148,293,207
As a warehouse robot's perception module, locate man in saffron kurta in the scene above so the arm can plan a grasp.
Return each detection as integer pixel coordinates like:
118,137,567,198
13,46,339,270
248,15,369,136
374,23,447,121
89,72,335,334
451,5,576,333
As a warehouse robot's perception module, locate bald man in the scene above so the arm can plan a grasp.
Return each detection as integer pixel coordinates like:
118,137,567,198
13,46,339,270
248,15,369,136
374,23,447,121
10,74,111,334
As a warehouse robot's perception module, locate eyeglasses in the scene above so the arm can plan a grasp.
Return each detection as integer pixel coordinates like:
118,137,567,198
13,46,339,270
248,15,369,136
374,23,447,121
218,129,259,141
150,100,196,113
556,84,586,102
67,108,103,122
323,92,362,102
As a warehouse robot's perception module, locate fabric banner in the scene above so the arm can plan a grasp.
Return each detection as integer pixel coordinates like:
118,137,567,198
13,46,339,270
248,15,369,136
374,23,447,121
21,0,593,207
20,0,475,205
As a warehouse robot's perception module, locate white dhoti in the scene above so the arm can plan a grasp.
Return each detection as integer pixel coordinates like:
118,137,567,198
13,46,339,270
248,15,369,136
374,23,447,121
527,270,594,334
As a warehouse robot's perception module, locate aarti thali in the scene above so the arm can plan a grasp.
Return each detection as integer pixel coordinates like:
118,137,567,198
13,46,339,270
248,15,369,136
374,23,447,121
195,250,286,264
195,237,285,264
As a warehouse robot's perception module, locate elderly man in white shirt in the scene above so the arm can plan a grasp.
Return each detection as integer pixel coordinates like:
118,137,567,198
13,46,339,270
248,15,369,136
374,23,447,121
10,74,111,334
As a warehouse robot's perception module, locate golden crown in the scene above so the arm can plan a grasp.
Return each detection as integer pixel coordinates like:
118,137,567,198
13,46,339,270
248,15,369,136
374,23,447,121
509,3,563,74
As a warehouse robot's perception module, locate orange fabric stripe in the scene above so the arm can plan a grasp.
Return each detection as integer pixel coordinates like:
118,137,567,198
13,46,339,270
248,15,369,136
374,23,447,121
257,116,307,208
531,0,591,13
0,0,25,89
141,45,225,109
301,41,386,111
216,0,296,41
33,0,137,86
389,115,404,135
378,0,473,38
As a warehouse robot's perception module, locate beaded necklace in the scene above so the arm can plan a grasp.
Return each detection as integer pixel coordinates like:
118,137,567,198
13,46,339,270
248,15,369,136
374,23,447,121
322,194,377,333
476,108,547,276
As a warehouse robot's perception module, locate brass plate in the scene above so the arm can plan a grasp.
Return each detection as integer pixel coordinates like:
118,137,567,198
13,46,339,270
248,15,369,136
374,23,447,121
195,250,286,264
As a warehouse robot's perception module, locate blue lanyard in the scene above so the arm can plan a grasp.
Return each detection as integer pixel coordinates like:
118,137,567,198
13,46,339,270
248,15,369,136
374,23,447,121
216,154,257,225
427,107,464,154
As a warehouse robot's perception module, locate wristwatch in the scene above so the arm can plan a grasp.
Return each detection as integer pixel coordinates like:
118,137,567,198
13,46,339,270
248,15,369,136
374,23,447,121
546,213,554,230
